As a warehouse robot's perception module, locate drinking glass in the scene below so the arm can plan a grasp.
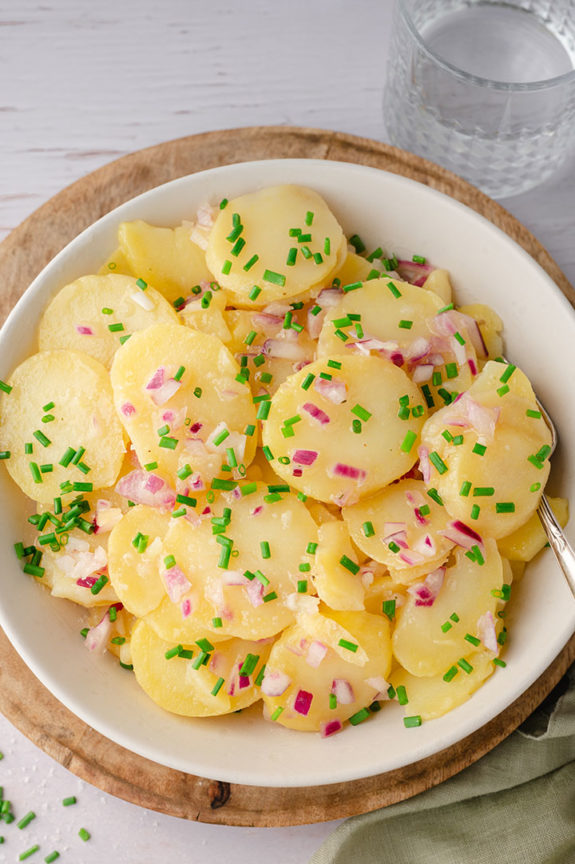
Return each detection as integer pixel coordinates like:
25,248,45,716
383,0,575,197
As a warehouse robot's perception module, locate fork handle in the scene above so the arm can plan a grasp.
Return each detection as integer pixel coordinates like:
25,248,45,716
537,495,575,598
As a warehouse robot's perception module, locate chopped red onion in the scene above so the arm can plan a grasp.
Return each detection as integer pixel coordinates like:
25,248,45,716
412,533,437,558
468,357,478,376
150,377,182,406
181,598,192,618
293,449,318,466
408,566,445,606
263,338,308,360
76,574,98,588
418,446,431,483
84,612,112,653
412,364,434,383
76,325,93,335
121,402,136,417
396,259,433,285
294,689,313,716
302,402,330,425
162,565,191,603
477,611,499,653
320,719,343,738
245,578,264,608
406,337,431,362
439,520,482,550
399,550,425,566
414,507,428,525
331,463,366,481
331,679,355,705
306,641,328,668
261,669,291,697
145,367,165,390
314,375,347,404
316,287,342,308
251,505,264,517
365,676,391,700
253,312,284,331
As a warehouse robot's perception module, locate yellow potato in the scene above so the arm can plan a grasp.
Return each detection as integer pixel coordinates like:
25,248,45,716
343,478,455,583
118,220,213,304
142,482,318,641
261,606,391,732
420,361,552,539
0,350,124,504
263,354,426,505
98,247,134,277
330,252,375,286
205,185,346,306
179,286,232,344
422,269,453,305
131,619,270,717
312,521,365,611
317,277,443,357
392,540,505,677
38,274,178,369
107,505,171,617
458,303,503,360
498,496,568,561
391,651,494,720
110,323,257,487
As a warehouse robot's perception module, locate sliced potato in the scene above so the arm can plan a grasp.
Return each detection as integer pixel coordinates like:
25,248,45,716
118,221,213,304
458,303,503,360
179,286,232,344
143,483,318,640
263,354,426,505
110,323,257,486
107,505,171,617
392,540,505,677
420,361,552,539
312,521,365,611
330,252,375,286
422,269,452,305
38,274,178,368
98,247,134,277
205,185,345,306
0,350,124,504
261,606,391,731
131,619,270,717
391,650,494,720
498,496,568,561
343,479,454,584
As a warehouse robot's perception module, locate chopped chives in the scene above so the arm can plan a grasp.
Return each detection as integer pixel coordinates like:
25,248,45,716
530,482,541,492
400,430,417,453
421,384,435,408
254,569,269,587
352,419,362,434
136,278,147,290
329,693,337,710
324,237,331,255
271,706,284,722
429,451,448,474
193,386,202,398
177,463,192,480
349,234,366,253
453,331,466,346
496,502,516,513
305,210,314,226
388,541,400,553
29,462,42,484
342,281,362,293
500,364,516,383
108,322,124,332
17,811,36,829
349,708,371,726
260,541,271,559
470,504,481,519
473,487,494,496
412,254,426,264
262,445,274,461
382,599,396,620
45,853,60,863
526,409,541,419
366,246,383,262
25,442,33,454
159,436,178,450
334,329,349,341
445,362,458,379
78,828,91,842
351,404,371,422
427,488,444,505
253,353,265,367
257,400,271,420
0,380,12,394
248,284,261,300
211,478,237,490
19,845,40,860
33,430,51,448
301,373,315,390
404,715,422,728
286,247,298,266
497,384,510,397
338,638,358,653
144,461,158,471
165,644,183,660
297,580,308,593
176,493,197,507
90,573,108,595
339,555,359,575
211,677,225,696
362,521,375,538
212,427,230,447
494,658,507,668
443,666,458,682
396,685,408,705
219,198,228,209
327,359,342,370
59,446,76,467
313,252,323,265
298,233,312,243
441,621,452,633
387,281,402,299
472,443,487,456
263,269,286,286
433,371,442,387
300,245,312,259
459,480,472,497
465,633,481,647
398,319,413,330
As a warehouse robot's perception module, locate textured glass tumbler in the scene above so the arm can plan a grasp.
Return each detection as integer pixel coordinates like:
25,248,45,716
384,0,575,197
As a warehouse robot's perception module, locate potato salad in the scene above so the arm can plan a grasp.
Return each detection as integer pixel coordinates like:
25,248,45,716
0,184,568,737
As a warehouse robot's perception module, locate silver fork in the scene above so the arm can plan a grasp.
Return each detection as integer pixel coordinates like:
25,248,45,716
530,397,575,598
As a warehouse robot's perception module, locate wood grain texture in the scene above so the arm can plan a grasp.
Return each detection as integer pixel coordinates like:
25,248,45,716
0,126,573,827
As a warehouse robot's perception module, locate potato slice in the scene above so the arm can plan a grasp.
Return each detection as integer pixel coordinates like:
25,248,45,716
391,651,494,720
107,505,171,617
38,274,178,369
312,521,365,611
263,354,426,505
131,620,270,717
0,350,124,504
98,248,134,277
458,303,503,361
342,479,454,584
260,606,391,732
143,483,318,641
110,323,257,487
420,361,552,539
330,252,375,286
317,278,443,358
392,540,505,677
205,185,345,306
118,221,213,304
422,269,453,305
498,496,568,561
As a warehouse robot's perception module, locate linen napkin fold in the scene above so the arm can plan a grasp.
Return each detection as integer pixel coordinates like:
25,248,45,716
310,663,575,864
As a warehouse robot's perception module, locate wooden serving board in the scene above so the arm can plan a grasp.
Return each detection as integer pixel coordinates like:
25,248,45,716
0,126,573,827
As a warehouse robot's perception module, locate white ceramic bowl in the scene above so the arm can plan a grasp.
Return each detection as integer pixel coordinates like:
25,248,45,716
0,159,574,788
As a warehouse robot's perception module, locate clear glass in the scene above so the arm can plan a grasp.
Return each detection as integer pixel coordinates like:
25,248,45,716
383,0,575,197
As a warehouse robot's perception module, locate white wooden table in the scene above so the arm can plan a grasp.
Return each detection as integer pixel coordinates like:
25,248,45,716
1,1,574,862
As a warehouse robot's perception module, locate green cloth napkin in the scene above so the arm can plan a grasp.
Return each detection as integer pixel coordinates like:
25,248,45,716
310,663,575,864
